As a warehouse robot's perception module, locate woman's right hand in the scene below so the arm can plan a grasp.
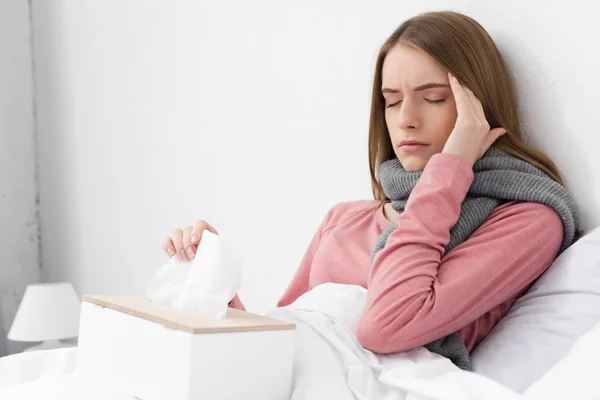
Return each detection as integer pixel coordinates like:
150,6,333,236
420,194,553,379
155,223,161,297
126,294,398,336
442,73,506,166
162,220,219,261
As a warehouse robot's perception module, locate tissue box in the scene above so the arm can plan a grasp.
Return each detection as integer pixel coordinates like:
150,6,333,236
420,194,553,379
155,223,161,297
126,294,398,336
76,294,296,400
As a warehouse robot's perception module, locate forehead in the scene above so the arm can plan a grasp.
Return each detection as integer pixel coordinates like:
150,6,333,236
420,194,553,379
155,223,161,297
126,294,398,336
381,43,447,88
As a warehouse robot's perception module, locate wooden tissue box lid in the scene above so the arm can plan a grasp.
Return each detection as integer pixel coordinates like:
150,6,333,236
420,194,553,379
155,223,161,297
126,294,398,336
82,294,295,334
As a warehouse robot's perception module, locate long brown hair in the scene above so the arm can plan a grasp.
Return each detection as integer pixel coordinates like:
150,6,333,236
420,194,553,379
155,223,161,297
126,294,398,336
369,11,563,202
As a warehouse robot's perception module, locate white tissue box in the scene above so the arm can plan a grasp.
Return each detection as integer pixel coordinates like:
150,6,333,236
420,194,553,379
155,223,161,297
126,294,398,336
76,294,296,400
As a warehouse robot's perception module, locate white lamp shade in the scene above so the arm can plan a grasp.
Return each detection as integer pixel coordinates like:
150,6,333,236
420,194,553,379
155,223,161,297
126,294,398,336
8,282,81,342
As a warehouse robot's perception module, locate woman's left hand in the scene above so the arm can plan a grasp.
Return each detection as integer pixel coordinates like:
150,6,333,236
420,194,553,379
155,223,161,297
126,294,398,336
442,73,507,166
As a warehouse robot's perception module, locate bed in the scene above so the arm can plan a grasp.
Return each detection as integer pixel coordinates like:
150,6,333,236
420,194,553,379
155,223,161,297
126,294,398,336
2,226,600,400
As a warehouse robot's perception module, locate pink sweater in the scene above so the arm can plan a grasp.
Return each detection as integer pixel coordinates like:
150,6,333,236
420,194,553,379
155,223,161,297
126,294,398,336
229,153,563,354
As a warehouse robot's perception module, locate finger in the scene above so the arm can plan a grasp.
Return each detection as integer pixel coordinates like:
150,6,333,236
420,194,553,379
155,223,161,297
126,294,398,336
182,226,196,259
482,127,508,152
463,87,487,122
162,237,176,257
461,86,483,116
458,85,492,137
448,73,469,115
190,221,206,244
171,228,187,260
191,220,219,245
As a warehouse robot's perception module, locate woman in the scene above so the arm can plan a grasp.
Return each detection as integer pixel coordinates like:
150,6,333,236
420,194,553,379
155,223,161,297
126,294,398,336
161,11,578,370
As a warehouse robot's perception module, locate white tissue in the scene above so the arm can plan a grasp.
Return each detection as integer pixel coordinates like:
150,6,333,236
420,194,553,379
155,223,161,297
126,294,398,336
146,231,242,319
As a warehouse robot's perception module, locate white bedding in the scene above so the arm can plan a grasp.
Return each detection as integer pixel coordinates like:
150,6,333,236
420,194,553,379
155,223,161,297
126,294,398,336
0,283,598,400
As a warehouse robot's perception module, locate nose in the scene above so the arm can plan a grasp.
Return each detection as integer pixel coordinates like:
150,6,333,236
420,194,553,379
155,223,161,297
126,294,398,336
396,98,420,130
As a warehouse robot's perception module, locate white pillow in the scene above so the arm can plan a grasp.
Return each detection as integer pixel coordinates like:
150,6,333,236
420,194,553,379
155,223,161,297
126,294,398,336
471,225,600,393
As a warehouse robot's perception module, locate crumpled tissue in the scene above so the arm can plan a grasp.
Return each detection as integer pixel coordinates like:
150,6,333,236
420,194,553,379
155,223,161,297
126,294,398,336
146,231,242,319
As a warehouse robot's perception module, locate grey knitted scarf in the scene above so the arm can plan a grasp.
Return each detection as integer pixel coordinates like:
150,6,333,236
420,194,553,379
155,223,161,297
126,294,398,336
372,147,579,370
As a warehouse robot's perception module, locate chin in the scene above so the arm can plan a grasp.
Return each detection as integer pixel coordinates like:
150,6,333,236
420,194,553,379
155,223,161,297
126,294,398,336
398,156,428,172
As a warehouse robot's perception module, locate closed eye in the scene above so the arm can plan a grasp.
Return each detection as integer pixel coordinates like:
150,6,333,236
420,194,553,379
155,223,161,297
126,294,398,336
425,98,446,104
386,100,403,108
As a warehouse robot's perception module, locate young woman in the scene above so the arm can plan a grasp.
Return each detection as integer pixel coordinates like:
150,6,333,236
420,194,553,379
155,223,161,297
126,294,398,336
161,11,578,370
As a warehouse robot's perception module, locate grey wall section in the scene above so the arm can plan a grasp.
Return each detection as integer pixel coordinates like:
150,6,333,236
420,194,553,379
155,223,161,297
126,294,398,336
0,0,41,355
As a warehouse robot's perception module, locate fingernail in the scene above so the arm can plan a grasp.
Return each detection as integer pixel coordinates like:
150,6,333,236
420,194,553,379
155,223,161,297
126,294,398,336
186,246,195,258
179,248,187,260
167,247,175,256
191,234,198,243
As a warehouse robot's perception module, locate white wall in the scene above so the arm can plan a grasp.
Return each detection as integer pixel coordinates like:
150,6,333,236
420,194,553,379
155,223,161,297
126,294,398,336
0,0,40,355
31,0,600,314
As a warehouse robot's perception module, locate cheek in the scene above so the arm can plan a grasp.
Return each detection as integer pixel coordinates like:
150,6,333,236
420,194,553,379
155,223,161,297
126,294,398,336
429,103,457,146
384,108,394,126
384,109,397,137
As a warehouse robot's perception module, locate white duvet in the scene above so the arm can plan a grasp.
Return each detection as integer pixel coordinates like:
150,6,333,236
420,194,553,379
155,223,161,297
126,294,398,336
0,283,598,399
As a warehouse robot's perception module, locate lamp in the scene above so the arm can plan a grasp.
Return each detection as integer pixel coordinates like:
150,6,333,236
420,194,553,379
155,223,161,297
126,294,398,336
8,282,81,352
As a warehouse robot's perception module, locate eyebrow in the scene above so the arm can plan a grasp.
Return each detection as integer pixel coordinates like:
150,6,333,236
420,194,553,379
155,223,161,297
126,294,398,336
381,83,449,94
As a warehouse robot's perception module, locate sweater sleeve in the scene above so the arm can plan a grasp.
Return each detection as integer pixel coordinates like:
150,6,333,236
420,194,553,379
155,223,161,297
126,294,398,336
356,153,563,354
228,294,246,311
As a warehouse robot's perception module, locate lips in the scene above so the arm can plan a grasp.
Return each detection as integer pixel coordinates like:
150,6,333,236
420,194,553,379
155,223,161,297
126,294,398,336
399,140,428,147
398,140,429,152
